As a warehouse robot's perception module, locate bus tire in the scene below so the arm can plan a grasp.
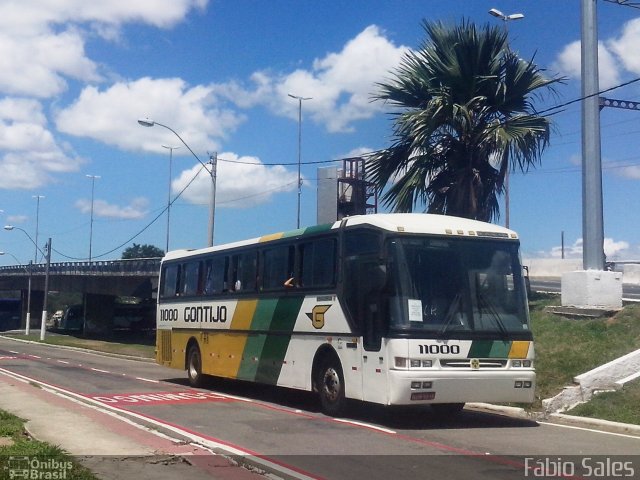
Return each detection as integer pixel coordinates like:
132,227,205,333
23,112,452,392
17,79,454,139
187,344,204,388
317,357,346,416
431,403,465,416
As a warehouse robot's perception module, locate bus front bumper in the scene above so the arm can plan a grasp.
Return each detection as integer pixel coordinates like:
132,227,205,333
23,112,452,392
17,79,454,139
387,369,536,405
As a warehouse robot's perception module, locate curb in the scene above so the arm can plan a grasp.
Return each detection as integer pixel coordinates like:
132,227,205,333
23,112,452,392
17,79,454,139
467,403,640,437
547,413,640,436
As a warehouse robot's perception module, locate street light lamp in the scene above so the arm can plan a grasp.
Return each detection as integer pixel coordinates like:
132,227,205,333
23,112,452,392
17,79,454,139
138,118,216,247
288,94,312,229
488,8,524,21
86,175,100,262
4,225,51,341
161,145,180,252
489,8,524,230
0,252,32,335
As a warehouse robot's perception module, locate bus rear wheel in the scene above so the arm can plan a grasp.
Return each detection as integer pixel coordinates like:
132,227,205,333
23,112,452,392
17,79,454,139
187,344,203,388
317,357,346,416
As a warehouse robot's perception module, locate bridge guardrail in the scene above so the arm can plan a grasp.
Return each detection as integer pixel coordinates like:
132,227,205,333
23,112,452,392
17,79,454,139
0,257,161,277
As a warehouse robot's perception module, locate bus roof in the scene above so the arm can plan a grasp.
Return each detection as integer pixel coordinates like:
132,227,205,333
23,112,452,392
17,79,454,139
162,213,517,261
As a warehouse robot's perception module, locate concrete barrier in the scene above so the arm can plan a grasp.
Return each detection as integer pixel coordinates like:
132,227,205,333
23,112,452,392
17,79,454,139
523,258,640,285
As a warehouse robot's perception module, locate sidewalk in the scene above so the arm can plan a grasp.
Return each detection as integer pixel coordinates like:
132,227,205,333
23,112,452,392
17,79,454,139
0,374,267,480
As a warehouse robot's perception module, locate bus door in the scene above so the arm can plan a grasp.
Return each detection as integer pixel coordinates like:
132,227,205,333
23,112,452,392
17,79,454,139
343,230,388,404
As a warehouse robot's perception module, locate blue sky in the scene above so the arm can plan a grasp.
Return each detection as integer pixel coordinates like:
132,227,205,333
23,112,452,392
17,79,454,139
1,0,640,266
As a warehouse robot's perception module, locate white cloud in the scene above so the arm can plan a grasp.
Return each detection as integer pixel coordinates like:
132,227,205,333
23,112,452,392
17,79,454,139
0,1,209,191
0,30,100,98
608,18,640,75
0,98,83,190
172,152,298,209
214,25,408,133
75,197,149,220
553,40,621,90
0,1,208,35
55,77,245,154
6,214,28,224
542,237,630,259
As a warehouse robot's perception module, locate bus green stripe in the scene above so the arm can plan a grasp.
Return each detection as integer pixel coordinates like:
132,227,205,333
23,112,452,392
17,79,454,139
255,296,305,384
236,299,278,381
468,340,512,358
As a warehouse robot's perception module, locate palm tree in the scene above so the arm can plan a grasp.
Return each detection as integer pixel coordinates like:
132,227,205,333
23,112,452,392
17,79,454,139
368,19,563,222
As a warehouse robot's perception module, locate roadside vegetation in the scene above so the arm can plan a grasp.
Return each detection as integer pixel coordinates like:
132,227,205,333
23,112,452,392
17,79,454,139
0,409,97,479
528,293,640,423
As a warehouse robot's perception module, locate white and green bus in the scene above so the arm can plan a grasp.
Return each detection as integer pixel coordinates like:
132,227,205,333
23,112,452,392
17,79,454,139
156,213,534,416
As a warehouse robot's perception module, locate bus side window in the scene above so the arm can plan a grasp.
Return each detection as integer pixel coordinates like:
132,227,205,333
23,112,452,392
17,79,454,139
182,261,201,296
230,252,257,292
161,264,180,298
204,256,227,295
261,245,294,290
300,238,336,288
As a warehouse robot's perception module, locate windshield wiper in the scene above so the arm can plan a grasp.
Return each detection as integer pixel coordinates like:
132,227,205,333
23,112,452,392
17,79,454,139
476,293,509,337
438,292,463,335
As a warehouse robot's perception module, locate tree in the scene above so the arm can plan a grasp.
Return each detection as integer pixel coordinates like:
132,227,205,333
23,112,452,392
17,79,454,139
121,243,165,259
369,20,563,222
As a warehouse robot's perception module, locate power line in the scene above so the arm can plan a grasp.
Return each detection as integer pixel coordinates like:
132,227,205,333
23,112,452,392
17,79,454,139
53,164,207,260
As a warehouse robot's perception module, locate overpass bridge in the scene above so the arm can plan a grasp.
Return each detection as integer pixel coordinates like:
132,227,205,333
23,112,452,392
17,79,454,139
0,258,160,332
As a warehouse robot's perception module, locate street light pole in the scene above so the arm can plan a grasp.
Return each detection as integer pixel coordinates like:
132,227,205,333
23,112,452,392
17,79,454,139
161,145,180,252
4,226,51,340
33,195,44,262
86,175,100,262
288,94,312,229
137,118,216,247
489,8,524,230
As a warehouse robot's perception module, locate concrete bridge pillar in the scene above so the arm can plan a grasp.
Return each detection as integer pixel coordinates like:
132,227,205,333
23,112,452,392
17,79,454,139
84,293,116,335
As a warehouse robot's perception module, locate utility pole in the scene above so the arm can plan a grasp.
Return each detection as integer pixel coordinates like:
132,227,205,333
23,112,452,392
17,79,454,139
581,0,605,271
208,152,217,246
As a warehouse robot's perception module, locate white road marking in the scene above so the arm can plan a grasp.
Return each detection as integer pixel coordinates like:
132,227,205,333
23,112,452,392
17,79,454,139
539,421,640,440
333,418,396,434
90,368,110,373
135,377,160,383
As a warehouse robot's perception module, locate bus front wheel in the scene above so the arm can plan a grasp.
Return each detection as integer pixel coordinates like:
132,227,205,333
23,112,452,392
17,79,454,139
317,357,346,416
187,344,203,388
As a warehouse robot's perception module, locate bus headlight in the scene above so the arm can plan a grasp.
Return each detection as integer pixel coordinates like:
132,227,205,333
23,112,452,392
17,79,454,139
395,357,408,369
512,359,533,368
395,358,434,369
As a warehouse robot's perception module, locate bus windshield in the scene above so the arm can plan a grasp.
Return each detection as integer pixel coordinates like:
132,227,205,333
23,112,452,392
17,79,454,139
386,236,530,336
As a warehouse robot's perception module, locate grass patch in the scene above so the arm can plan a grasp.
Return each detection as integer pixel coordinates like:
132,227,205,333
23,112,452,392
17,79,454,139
0,409,97,479
528,294,640,421
567,381,640,424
